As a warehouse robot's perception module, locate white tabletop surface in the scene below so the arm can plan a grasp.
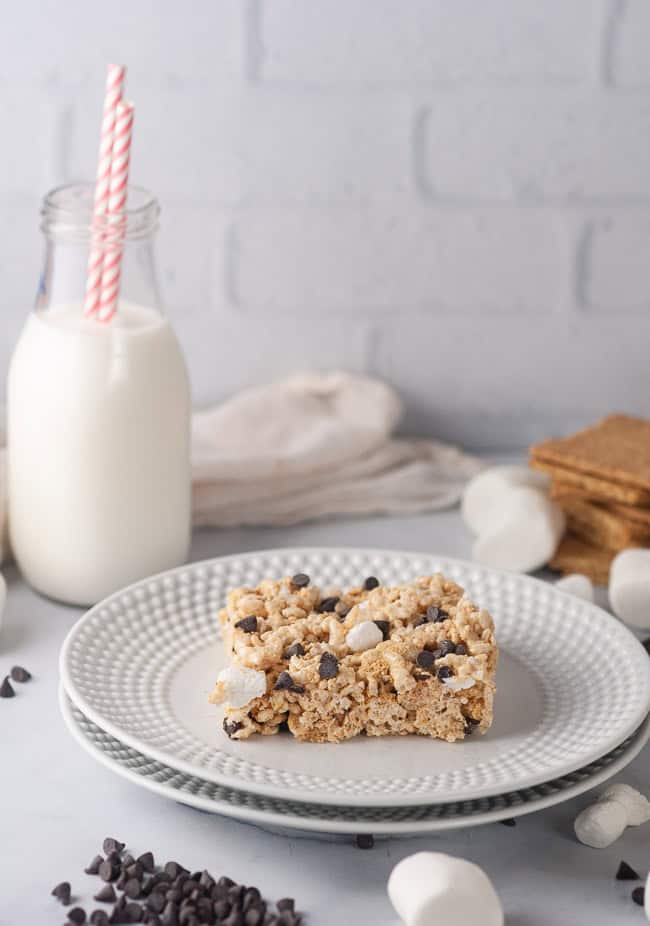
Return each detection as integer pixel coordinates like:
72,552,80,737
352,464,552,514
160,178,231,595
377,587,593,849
2,506,649,925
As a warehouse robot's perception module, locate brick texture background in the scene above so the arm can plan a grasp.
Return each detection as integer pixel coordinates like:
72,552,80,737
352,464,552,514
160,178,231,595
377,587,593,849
1,0,649,449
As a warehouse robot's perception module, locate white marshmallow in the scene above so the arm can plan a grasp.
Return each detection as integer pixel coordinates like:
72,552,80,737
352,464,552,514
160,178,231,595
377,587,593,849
462,466,551,536
472,486,565,574
555,573,594,602
574,783,650,847
388,852,504,926
346,620,383,653
609,548,650,630
442,677,476,692
215,664,267,709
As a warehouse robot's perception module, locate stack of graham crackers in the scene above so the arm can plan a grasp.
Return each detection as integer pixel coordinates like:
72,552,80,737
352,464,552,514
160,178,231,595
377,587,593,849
530,414,650,585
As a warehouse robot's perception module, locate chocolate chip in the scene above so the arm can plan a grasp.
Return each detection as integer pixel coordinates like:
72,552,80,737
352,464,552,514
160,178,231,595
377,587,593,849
426,606,448,623
160,902,179,926
355,834,375,849
416,650,435,669
124,879,142,899
437,666,453,680
164,863,188,880
102,838,125,856
317,596,340,613
414,673,430,681
137,852,155,873
454,644,468,656
413,614,428,627
632,886,645,906
85,855,104,875
616,860,640,880
499,818,517,827
99,860,120,882
52,882,72,905
318,652,339,679
282,643,306,660
235,615,258,633
363,576,380,591
124,902,143,922
223,719,243,739
291,573,310,588
244,909,263,926
273,671,304,693
276,899,295,913
10,665,31,682
438,640,456,656
0,676,15,698
213,899,231,919
90,912,110,926
337,607,351,621
94,885,117,904
68,908,87,924
126,862,145,881
373,620,390,640
122,853,136,868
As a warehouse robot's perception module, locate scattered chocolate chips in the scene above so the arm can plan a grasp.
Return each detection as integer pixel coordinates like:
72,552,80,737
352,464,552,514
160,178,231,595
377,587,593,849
163,863,188,880
632,886,646,906
234,615,258,633
363,576,380,591
52,881,72,905
99,860,120,883
438,640,456,657
454,643,468,656
427,606,448,622
416,650,435,670
124,878,142,899
277,898,295,913
10,665,31,682
94,885,117,903
437,665,454,680
138,853,155,874
355,834,375,850
616,860,640,880
0,676,15,698
499,818,517,827
317,596,340,613
68,907,87,924
274,671,305,694
102,838,125,856
283,643,306,660
85,855,104,875
223,719,243,738
291,573,310,588
90,911,110,926
373,620,390,640
318,652,339,679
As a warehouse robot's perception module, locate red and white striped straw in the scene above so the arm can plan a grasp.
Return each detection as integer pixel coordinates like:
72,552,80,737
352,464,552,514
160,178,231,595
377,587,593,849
83,63,126,318
97,100,135,323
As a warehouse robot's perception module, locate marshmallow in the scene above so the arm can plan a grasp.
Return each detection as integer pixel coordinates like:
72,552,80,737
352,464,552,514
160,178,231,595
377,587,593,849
609,548,650,630
574,783,650,848
346,620,383,653
555,573,594,602
462,466,550,536
215,664,267,709
472,486,565,574
388,852,504,926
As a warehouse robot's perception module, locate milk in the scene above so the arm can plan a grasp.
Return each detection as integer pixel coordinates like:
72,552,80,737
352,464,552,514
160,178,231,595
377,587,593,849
7,301,191,605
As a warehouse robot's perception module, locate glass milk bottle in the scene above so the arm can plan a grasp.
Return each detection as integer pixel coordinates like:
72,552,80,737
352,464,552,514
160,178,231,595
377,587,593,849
7,184,191,606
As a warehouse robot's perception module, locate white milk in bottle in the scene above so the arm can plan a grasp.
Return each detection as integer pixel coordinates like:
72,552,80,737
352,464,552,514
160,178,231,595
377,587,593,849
7,185,191,605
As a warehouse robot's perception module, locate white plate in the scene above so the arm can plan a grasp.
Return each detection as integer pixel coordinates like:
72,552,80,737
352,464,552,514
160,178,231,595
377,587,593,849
60,548,650,807
60,688,650,837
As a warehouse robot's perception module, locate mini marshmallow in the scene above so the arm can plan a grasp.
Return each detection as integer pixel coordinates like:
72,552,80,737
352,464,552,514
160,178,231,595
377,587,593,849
346,620,383,653
215,664,267,709
442,676,476,692
462,466,551,536
609,549,650,630
555,573,594,602
472,486,565,574
388,852,503,926
574,783,650,848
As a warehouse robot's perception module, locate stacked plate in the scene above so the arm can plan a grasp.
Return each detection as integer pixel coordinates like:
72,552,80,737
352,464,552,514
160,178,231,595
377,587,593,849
60,548,650,837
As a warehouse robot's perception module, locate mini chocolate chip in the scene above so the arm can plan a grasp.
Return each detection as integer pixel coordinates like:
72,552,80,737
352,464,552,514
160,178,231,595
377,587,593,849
355,834,375,850
124,879,142,899
68,908,87,924
223,719,243,739
282,643,305,660
115,873,128,891
146,893,166,915
90,912,110,926
414,673,430,681
632,886,646,906
213,900,231,919
85,855,104,875
102,838,125,856
0,676,15,698
373,620,390,640
437,665,453,680
317,596,340,613
105,851,122,865
616,860,640,880
426,606,449,623
274,671,304,693
235,615,258,633
291,573,310,588
318,652,339,679
466,716,480,726
125,862,144,881
276,899,295,913
137,852,155,873
99,861,120,883
499,818,517,827
244,909,263,926
363,576,380,591
438,640,456,656
413,615,428,627
122,853,136,869
124,902,143,922
217,877,235,891
416,650,435,669
10,665,31,682
143,916,162,926
454,643,468,656
52,882,72,905
161,902,179,926
94,886,117,904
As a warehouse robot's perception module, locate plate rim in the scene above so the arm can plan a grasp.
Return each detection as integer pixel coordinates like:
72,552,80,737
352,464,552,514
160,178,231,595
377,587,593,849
59,685,650,836
59,545,650,807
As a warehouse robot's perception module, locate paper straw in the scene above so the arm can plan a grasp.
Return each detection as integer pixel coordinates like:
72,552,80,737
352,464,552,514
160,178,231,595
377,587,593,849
97,100,135,323
83,64,126,318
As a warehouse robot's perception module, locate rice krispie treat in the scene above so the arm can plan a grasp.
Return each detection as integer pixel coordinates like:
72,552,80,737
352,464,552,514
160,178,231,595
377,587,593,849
209,573,497,744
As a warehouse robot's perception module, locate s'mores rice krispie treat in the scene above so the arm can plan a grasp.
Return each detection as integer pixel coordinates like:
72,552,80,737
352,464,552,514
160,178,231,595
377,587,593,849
209,573,497,744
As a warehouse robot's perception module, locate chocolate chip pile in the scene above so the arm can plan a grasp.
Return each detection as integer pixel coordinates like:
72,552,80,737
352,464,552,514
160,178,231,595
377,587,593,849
51,838,304,925
0,665,32,698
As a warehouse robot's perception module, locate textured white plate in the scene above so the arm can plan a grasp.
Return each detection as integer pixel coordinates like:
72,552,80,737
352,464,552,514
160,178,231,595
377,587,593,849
60,688,650,837
60,548,650,807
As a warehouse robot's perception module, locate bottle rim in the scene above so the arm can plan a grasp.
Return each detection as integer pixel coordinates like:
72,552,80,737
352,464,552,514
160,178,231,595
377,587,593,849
41,182,160,242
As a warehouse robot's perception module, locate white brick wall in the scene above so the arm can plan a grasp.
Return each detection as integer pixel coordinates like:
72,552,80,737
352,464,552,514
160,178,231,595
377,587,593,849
1,0,650,449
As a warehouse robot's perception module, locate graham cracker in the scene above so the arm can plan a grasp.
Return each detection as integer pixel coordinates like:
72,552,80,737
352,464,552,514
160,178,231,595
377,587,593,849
548,534,614,586
552,483,650,529
531,414,650,493
558,497,650,553
608,501,650,528
530,457,650,506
